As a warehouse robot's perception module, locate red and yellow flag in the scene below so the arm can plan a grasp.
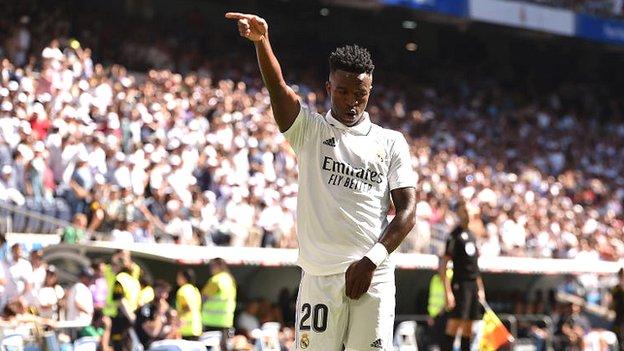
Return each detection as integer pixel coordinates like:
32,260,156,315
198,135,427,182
479,307,514,351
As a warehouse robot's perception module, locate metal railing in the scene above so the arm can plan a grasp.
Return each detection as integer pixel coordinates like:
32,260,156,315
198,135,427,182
0,199,71,235
0,199,107,240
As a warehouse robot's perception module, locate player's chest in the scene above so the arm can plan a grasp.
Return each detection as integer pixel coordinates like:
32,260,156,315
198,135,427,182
317,128,389,166
313,129,389,193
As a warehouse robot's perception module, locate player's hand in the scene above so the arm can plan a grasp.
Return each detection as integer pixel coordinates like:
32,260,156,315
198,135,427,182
345,257,376,299
445,292,456,311
225,12,268,42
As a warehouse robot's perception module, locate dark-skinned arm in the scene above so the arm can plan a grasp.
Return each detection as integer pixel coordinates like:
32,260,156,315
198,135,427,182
225,12,300,132
345,186,416,299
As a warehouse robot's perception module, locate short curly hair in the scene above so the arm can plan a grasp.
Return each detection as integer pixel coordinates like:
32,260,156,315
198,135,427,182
329,44,375,75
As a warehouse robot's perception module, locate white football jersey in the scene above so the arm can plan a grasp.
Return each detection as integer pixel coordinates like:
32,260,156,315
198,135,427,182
284,104,416,276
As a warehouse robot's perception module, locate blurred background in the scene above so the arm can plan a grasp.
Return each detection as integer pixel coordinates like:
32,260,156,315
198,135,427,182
1,0,624,350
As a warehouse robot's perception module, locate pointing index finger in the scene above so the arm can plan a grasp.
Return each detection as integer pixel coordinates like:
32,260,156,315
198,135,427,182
225,12,252,20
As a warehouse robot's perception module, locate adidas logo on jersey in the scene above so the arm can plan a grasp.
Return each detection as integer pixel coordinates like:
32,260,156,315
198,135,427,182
322,137,336,147
370,339,382,349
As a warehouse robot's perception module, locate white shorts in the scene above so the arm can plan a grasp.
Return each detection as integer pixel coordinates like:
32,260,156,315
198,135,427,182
294,269,396,351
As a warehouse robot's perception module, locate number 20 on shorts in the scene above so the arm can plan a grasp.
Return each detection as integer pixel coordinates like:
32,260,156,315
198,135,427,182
299,303,328,332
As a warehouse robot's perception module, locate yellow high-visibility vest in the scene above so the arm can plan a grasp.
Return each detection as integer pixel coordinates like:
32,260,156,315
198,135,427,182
176,283,202,337
103,263,141,317
116,271,141,312
138,286,155,307
201,272,237,328
428,269,453,318
103,265,117,317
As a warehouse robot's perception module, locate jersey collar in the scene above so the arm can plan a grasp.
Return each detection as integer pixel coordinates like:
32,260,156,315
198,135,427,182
325,110,372,136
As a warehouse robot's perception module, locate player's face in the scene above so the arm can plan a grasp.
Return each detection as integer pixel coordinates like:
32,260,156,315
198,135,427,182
326,70,372,127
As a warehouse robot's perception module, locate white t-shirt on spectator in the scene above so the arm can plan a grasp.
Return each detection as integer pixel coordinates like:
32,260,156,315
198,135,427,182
4,258,33,302
283,104,416,275
66,282,94,324
236,311,260,333
37,285,65,320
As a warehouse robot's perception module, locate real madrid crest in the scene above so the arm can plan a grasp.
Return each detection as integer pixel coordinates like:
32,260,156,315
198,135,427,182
375,144,387,163
300,333,310,349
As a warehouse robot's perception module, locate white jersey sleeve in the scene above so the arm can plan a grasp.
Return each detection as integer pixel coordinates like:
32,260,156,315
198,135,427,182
388,133,417,190
282,103,322,154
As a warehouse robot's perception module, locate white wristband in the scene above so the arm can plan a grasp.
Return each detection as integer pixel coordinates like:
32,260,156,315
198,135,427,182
365,243,389,267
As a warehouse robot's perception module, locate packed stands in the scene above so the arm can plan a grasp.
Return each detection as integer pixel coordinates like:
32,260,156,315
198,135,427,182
1,31,624,260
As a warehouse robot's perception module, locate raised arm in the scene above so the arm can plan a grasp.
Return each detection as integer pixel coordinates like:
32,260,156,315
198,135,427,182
225,12,300,132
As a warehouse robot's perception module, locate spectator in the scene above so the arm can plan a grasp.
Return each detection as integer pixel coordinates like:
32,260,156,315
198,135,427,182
4,244,33,307
175,269,202,340
90,260,109,310
555,302,591,350
110,267,138,351
36,266,64,321
201,258,237,350
29,249,46,291
236,300,261,338
138,272,155,307
66,267,95,326
0,165,25,205
134,279,177,350
62,213,88,244
79,309,113,351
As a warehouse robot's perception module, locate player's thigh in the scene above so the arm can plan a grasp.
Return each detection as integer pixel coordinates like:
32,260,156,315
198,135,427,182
344,276,396,350
295,272,348,351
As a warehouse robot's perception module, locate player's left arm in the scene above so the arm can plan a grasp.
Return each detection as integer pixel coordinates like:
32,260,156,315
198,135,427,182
378,187,417,253
346,134,416,300
345,187,416,300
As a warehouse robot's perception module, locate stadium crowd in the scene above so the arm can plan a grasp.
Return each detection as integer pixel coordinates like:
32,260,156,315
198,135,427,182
0,31,623,262
0,242,297,351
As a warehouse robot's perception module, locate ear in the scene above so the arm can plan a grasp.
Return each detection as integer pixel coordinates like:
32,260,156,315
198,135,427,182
325,80,331,97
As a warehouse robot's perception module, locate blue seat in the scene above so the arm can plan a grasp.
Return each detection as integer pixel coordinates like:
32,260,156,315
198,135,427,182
55,198,72,223
25,198,43,233
41,199,58,234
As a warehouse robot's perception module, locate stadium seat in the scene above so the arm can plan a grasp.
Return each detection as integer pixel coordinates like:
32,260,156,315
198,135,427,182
55,198,72,223
393,321,418,351
25,197,43,233
41,199,59,234
11,198,29,233
0,199,9,233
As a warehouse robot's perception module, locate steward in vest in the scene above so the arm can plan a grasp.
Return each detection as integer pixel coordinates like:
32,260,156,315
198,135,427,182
427,269,453,349
110,266,141,351
176,269,202,340
103,250,141,317
201,258,237,351
138,273,155,307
